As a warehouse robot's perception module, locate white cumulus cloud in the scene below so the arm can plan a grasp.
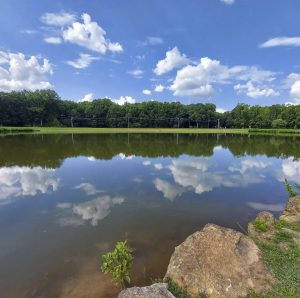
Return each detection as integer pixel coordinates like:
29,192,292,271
112,96,136,105
154,47,190,76
290,81,300,101
234,81,279,99
62,13,123,54
142,89,151,95
169,56,278,99
284,73,300,104
0,51,53,92
216,108,227,113
78,93,94,103
154,84,165,92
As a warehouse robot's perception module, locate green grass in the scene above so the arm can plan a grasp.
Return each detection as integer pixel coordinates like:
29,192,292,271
274,219,300,232
0,126,248,135
249,128,300,136
273,231,293,244
254,241,300,298
274,220,290,230
0,127,37,134
248,218,300,298
2,126,300,136
253,219,269,232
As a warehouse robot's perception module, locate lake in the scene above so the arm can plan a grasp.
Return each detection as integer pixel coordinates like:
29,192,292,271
0,133,299,297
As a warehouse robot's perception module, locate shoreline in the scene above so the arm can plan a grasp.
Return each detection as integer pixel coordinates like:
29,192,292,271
1,127,300,137
120,196,300,298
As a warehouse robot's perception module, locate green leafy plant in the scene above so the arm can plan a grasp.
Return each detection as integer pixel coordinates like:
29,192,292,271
253,219,268,232
101,240,134,287
284,179,299,198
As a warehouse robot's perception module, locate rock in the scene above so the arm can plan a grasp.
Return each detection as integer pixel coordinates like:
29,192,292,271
279,196,300,224
118,283,175,298
165,224,274,298
255,211,275,224
248,211,275,243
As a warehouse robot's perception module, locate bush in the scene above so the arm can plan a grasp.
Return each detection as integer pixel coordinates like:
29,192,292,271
271,119,287,129
101,240,134,287
253,219,268,232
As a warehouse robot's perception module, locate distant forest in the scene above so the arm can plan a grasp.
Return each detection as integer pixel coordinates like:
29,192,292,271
1,89,300,128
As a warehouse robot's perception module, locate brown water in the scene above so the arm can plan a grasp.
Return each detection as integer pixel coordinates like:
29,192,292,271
0,133,299,297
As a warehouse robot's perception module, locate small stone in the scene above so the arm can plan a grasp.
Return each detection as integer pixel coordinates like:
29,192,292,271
118,283,175,298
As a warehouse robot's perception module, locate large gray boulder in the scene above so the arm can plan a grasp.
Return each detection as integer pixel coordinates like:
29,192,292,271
165,224,274,298
118,283,175,298
280,195,300,223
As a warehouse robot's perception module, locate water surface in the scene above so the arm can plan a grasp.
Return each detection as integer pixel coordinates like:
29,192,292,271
0,133,299,297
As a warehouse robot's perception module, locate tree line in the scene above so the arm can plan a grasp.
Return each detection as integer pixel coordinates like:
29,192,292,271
1,89,300,128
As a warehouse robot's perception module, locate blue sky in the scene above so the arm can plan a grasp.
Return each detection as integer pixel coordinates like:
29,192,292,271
1,0,300,111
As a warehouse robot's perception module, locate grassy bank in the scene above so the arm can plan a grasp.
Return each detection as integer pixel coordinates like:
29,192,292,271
0,127,248,135
1,127,300,136
249,128,300,136
0,127,37,134
249,219,300,298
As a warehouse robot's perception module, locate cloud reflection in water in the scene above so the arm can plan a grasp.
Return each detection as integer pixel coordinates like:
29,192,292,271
0,166,59,205
57,195,125,226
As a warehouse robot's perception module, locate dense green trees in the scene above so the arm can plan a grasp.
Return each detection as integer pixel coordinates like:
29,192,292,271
1,89,300,128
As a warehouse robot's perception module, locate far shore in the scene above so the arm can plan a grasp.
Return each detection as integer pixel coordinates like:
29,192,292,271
1,127,300,136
